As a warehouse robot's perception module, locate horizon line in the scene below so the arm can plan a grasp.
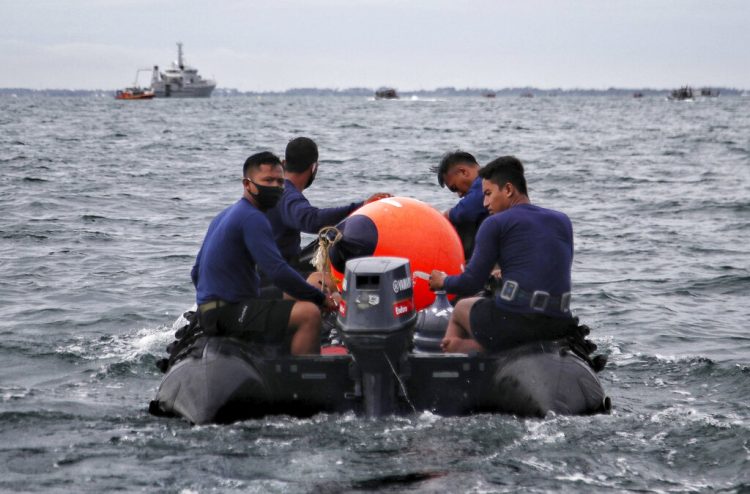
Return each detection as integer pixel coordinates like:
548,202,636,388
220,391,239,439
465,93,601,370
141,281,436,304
1,85,746,93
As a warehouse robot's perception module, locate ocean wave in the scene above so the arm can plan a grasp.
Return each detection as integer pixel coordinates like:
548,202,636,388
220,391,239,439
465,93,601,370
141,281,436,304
0,155,27,163
1,386,36,402
648,405,743,430
94,354,161,379
55,313,189,367
0,231,48,240
611,351,715,368
682,274,750,295
0,410,78,423
81,214,107,222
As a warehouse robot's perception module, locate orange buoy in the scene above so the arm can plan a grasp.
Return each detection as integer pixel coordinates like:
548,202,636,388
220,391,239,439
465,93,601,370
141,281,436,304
329,197,464,311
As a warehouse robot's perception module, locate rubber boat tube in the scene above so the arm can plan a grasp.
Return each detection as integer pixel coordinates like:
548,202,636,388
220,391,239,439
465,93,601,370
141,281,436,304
149,336,609,424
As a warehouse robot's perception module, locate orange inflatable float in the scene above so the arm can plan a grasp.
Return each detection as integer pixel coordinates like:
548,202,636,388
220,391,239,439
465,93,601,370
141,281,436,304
328,197,464,311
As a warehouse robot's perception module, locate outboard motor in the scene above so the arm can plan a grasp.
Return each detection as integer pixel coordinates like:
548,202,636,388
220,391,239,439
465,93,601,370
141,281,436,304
337,256,416,416
412,291,453,353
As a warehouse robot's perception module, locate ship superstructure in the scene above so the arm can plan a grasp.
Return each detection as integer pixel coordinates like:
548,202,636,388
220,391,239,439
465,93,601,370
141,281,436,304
150,43,216,98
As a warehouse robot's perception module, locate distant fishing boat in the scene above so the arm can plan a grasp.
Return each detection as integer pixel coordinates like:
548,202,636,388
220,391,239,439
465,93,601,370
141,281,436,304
150,43,216,98
115,87,155,100
700,88,720,97
115,68,155,100
482,91,496,98
668,86,694,101
375,87,398,99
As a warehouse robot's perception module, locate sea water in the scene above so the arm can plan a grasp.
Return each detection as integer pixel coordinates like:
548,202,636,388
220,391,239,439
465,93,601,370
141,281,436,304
0,95,748,492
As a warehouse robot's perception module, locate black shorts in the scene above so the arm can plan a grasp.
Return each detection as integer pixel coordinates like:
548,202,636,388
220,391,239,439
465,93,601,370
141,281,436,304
469,297,576,352
200,299,296,347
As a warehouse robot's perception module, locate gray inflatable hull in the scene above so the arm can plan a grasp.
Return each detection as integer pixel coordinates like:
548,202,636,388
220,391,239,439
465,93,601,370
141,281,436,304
150,338,610,424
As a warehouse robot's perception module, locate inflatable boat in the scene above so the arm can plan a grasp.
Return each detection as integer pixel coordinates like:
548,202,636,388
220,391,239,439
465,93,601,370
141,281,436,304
150,257,610,424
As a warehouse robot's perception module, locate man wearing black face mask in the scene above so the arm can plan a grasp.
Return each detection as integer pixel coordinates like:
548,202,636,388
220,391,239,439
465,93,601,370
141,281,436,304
191,151,337,355
266,137,390,275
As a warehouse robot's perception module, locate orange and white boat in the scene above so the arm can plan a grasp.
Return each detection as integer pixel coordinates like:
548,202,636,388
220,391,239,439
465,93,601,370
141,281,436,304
115,87,155,100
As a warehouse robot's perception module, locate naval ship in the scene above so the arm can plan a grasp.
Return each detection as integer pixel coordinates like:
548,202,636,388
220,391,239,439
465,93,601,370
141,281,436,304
150,43,216,98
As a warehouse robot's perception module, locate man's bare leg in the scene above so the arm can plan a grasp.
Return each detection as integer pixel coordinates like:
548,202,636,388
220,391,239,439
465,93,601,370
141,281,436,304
288,301,322,355
441,297,486,354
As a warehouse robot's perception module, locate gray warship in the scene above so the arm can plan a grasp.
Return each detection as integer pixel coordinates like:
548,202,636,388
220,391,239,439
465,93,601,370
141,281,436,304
150,43,216,98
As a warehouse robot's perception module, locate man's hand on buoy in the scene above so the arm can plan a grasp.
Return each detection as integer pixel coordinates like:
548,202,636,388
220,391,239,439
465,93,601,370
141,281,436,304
364,192,392,204
428,270,447,291
441,335,484,354
441,336,461,353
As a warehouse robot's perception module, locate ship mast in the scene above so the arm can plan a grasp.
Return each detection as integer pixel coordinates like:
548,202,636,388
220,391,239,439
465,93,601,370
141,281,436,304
177,42,184,69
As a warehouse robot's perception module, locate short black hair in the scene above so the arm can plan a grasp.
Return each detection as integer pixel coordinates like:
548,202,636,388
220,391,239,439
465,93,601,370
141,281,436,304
285,137,319,173
432,150,479,187
478,156,528,196
243,151,282,176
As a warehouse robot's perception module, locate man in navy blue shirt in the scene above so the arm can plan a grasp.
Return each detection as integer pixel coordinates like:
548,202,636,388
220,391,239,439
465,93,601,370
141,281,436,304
429,156,578,354
191,151,337,355
267,137,389,274
433,151,488,260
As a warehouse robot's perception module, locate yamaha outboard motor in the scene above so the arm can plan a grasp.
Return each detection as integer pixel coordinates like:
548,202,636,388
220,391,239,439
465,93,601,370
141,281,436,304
412,291,453,353
337,256,416,416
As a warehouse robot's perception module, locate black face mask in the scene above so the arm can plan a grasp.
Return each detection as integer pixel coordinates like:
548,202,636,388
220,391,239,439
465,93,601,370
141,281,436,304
305,163,318,189
249,180,284,211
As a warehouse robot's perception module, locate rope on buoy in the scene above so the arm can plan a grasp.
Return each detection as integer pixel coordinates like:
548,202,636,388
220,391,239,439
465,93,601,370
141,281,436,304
311,226,343,294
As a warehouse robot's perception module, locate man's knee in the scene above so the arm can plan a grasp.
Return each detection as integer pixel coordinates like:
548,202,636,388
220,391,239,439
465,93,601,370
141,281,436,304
455,297,477,311
453,297,477,321
290,301,321,327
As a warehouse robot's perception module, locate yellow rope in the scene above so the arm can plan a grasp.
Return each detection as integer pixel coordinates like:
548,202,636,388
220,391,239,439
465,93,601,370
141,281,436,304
311,226,343,293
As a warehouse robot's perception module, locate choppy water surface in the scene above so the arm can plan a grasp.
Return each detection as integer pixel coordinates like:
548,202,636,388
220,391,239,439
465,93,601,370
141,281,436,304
1,95,748,493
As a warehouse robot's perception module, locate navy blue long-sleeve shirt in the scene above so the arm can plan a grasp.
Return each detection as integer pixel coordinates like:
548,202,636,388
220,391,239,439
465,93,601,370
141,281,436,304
266,180,362,261
443,203,573,317
448,177,488,226
191,197,326,306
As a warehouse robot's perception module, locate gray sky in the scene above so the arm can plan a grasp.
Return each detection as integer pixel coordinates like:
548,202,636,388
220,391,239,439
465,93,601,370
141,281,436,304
2,0,749,91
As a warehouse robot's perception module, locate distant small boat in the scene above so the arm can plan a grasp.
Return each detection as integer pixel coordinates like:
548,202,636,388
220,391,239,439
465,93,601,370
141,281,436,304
375,87,398,99
633,92,644,98
668,86,693,101
520,92,534,98
115,67,155,100
700,88,719,97
482,91,496,98
115,87,155,100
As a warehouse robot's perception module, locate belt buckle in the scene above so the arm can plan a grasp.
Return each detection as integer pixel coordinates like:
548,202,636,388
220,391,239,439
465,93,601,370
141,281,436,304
530,290,550,311
560,292,571,312
199,300,225,313
499,280,519,301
